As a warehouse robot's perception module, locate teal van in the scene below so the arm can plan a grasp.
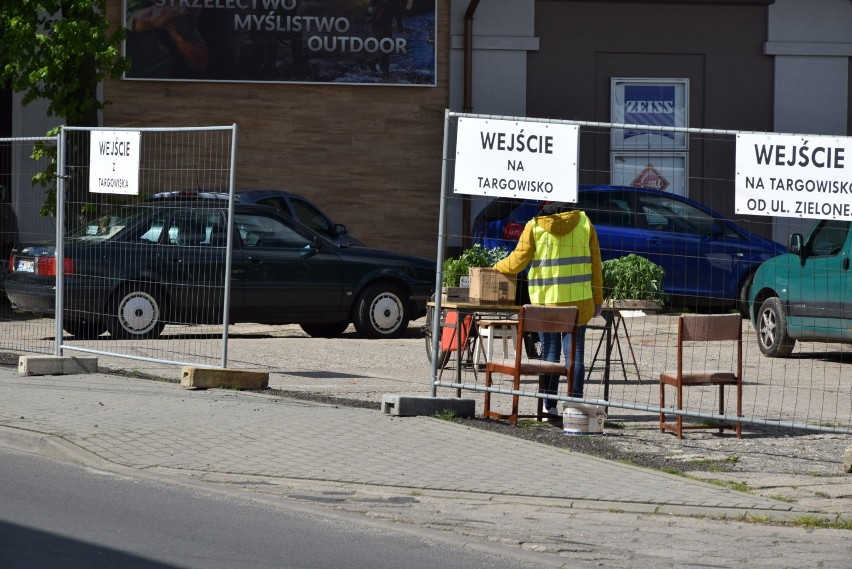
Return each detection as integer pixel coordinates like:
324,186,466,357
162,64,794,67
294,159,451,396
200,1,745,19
749,220,852,357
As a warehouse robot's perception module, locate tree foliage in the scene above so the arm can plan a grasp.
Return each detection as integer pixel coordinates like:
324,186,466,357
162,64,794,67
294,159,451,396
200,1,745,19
0,0,128,127
0,1,129,220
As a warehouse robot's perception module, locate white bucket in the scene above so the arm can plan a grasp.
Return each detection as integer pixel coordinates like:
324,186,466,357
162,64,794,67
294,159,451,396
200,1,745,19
562,404,606,435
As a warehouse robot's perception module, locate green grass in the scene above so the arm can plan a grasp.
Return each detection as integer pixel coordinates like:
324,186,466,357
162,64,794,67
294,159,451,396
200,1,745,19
432,410,459,421
704,513,851,530
685,455,739,472
782,516,852,530
767,494,796,503
702,478,751,492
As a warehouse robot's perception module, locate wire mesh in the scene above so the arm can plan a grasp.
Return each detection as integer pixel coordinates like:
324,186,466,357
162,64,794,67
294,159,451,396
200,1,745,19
431,112,852,434
0,137,58,357
2,127,237,369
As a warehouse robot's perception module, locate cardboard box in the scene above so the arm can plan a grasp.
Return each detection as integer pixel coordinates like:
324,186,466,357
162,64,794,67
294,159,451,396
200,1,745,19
468,268,516,305
441,286,469,303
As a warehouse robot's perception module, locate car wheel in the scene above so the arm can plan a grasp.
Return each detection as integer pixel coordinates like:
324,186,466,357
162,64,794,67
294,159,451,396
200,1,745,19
353,282,408,339
757,297,795,357
108,286,166,340
299,321,350,338
737,270,756,318
64,318,106,340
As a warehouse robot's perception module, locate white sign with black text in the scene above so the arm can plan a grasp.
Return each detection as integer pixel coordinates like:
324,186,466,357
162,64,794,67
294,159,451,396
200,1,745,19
736,133,852,221
89,130,141,195
453,117,579,203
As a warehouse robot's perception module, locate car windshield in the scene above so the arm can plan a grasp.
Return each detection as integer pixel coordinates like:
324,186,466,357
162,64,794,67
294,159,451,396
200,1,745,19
67,212,143,242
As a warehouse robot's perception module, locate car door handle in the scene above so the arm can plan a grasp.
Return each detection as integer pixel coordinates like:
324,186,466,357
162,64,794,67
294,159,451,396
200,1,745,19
647,237,661,244
249,257,263,264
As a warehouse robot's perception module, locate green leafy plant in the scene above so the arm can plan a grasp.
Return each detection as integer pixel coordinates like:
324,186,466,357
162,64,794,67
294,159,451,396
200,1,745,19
442,244,508,287
432,410,459,421
602,254,666,303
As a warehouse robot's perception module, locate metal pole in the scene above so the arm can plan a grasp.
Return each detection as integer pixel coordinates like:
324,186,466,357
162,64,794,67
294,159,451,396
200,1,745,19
220,123,239,368
430,110,452,396
54,129,66,356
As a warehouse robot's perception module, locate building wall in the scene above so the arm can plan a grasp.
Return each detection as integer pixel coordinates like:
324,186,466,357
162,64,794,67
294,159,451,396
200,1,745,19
10,95,56,244
103,0,451,260
454,0,852,245
767,0,852,241
447,0,539,248
527,0,775,232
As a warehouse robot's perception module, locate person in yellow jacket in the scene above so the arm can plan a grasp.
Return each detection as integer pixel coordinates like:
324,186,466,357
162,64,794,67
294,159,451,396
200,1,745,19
493,202,604,415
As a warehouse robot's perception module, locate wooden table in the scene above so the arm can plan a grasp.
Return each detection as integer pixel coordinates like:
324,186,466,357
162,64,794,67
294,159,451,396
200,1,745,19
429,301,645,404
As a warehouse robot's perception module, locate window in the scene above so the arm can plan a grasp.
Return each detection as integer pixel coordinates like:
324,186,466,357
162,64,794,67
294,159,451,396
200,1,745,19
579,192,634,228
235,213,310,248
291,198,331,234
808,220,850,257
636,194,737,239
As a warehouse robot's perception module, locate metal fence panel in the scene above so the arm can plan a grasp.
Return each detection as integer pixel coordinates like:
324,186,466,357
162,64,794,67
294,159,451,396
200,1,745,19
1,136,58,357
432,111,851,435
2,126,237,369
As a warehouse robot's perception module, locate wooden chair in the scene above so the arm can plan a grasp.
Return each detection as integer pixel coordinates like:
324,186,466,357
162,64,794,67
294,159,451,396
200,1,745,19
483,305,579,424
659,314,743,439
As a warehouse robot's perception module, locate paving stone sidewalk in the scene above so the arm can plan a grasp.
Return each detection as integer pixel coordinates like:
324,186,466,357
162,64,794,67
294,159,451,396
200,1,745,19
5,367,852,568
0,369,804,515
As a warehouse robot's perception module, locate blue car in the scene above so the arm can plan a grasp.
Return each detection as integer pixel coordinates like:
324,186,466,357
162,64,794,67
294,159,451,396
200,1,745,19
472,185,786,314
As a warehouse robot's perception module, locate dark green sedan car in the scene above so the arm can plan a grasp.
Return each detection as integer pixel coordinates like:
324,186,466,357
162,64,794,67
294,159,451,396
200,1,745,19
5,202,435,339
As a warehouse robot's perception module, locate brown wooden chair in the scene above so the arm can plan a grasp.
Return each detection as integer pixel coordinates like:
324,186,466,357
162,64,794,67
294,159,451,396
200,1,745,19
483,305,579,424
659,314,743,439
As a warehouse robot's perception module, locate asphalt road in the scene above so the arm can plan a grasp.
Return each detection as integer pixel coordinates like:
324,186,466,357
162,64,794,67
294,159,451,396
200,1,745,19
0,446,558,569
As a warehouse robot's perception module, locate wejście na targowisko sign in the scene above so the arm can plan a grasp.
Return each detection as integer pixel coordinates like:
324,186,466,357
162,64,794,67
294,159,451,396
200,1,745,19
453,116,579,203
736,133,852,221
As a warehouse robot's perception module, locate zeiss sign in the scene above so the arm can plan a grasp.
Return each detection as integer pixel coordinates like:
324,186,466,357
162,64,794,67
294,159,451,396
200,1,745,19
624,85,676,142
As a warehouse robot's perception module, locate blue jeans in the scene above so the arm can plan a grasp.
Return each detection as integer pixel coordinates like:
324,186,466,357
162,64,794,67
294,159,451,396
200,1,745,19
539,327,586,408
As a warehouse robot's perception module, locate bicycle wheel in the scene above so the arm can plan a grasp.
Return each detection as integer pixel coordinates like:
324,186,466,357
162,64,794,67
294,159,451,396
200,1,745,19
523,331,542,359
423,301,451,368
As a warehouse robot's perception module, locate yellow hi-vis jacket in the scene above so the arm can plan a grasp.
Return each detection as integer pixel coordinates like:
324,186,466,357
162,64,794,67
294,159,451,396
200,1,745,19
493,210,603,326
528,214,593,304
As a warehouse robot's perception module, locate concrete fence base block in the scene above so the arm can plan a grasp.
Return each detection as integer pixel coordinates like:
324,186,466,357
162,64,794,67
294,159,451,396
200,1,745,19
381,394,476,418
18,356,98,376
181,367,268,390
844,447,852,474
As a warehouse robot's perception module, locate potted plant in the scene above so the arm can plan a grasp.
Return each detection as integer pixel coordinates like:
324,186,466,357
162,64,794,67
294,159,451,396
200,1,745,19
601,254,666,311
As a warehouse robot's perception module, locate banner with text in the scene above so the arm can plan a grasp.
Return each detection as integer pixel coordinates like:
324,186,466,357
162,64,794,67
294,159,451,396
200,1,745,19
123,0,436,86
89,130,141,195
453,117,579,203
736,133,852,221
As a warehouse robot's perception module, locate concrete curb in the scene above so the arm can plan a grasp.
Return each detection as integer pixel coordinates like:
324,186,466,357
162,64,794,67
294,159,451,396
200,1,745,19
18,355,98,376
381,394,476,417
180,366,269,390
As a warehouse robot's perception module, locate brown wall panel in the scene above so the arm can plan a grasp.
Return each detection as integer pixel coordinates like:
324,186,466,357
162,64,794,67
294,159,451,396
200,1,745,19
104,0,449,260
529,0,774,231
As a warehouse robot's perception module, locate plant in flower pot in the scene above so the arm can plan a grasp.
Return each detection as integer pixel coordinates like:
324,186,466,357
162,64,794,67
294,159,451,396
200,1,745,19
442,244,508,301
602,254,666,312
